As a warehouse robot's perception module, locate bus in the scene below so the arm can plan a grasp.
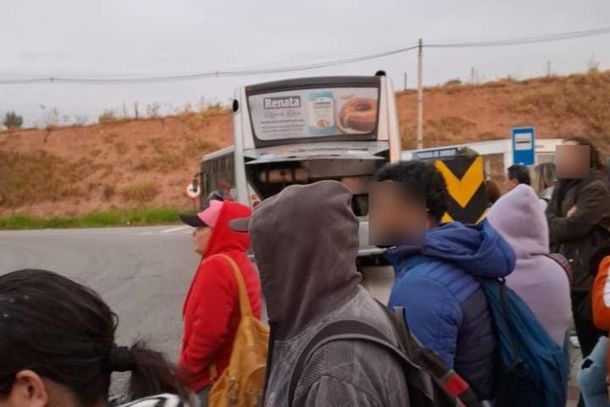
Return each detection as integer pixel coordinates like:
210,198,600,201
195,72,401,261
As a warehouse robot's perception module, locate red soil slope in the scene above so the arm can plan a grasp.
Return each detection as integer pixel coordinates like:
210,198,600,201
1,71,608,217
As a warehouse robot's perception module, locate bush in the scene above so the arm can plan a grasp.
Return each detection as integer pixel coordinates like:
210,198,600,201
98,110,119,124
3,111,23,129
120,181,160,204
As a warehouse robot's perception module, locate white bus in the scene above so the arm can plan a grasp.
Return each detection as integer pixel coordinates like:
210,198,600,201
196,72,402,261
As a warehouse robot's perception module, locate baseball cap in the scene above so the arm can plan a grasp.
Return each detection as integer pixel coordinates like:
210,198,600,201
180,200,224,228
229,216,250,232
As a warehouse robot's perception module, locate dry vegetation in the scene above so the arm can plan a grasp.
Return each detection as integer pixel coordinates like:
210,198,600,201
0,71,608,219
397,70,610,153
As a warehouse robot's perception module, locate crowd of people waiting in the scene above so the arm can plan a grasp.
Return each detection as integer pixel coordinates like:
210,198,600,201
1,135,609,407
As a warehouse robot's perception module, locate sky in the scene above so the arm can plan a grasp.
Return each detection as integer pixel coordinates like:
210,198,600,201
1,0,610,127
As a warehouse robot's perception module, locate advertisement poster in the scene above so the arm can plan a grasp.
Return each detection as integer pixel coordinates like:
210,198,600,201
248,87,379,141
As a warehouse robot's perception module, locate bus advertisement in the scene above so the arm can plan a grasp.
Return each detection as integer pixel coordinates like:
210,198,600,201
194,72,401,261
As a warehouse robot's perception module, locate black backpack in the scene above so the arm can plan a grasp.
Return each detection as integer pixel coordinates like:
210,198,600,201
288,302,480,407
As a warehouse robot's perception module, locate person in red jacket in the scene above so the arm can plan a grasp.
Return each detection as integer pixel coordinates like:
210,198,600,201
178,199,262,405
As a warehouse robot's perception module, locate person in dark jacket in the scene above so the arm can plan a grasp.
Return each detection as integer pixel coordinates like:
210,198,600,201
372,161,516,401
546,136,610,362
230,181,410,407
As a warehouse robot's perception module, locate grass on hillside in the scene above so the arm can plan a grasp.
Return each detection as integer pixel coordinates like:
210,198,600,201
0,208,185,230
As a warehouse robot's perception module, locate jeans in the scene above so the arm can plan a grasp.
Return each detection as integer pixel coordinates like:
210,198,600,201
577,336,610,407
197,385,211,407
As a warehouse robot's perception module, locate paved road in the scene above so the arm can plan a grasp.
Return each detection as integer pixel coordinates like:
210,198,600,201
0,226,581,405
0,225,394,361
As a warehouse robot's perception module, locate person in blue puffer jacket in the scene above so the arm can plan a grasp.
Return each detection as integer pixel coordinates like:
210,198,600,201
372,161,516,402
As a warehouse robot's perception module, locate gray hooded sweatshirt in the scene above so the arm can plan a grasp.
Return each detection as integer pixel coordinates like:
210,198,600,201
249,180,410,407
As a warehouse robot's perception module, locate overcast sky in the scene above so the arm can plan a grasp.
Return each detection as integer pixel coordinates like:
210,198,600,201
1,0,610,126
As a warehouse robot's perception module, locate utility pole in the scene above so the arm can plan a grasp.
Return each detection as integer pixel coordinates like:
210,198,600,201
471,67,476,84
404,73,408,91
416,38,424,149
546,60,552,77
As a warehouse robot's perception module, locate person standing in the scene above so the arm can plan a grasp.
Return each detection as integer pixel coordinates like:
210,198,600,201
503,164,531,194
372,160,515,401
577,247,610,407
488,184,572,347
533,162,557,211
0,269,192,407
230,181,410,407
178,200,261,406
546,136,610,361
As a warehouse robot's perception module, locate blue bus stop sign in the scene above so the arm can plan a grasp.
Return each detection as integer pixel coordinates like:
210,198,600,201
512,127,536,166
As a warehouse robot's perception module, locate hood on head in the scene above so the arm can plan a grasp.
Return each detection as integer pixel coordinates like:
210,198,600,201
249,180,361,340
387,220,515,279
487,184,549,258
204,201,252,257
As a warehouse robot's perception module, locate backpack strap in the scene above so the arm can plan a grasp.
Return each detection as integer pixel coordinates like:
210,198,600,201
215,254,253,318
287,319,435,405
207,254,253,380
376,301,480,407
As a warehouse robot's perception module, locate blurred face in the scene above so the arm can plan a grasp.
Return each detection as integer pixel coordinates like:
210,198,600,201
369,182,428,246
556,142,590,179
192,227,213,256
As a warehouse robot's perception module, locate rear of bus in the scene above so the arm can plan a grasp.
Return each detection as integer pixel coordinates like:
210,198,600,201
232,73,400,261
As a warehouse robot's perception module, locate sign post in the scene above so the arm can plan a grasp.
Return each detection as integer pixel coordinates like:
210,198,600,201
511,127,536,166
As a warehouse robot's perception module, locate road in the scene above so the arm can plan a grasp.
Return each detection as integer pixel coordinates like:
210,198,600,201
0,226,581,405
0,225,394,361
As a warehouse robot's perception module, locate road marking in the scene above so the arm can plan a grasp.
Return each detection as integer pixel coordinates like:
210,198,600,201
160,225,190,234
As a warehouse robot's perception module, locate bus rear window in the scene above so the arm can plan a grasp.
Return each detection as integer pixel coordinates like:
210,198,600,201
247,86,380,144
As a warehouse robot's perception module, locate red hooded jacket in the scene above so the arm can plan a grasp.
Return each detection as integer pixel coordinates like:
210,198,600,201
179,201,262,391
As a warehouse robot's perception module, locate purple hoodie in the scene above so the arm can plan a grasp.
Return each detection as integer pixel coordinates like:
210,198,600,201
488,184,572,346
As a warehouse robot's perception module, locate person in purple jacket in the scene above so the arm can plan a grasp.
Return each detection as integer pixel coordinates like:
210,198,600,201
487,184,572,348
372,160,516,402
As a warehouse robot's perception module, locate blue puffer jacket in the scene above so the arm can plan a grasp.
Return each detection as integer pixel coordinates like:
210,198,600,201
385,220,515,400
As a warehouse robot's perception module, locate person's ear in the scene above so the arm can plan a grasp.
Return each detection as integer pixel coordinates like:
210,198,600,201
5,370,48,407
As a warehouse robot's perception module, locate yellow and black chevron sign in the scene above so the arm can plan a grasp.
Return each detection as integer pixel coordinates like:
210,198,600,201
434,156,487,224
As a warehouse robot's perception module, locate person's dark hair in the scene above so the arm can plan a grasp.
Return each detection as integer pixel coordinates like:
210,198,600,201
485,180,501,206
507,164,531,185
564,136,607,171
373,160,449,224
0,269,189,405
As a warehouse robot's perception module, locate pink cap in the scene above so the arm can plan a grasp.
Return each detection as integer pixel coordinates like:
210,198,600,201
198,200,224,228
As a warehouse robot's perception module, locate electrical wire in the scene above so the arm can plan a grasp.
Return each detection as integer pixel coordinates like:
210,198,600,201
1,25,609,85
426,25,610,48
0,45,419,85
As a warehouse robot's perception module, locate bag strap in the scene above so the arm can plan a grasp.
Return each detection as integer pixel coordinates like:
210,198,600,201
376,301,480,407
207,254,252,380
287,319,435,405
214,254,253,318
543,253,573,282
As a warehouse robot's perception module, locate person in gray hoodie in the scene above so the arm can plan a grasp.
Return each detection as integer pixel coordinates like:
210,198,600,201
230,180,410,407
487,184,572,347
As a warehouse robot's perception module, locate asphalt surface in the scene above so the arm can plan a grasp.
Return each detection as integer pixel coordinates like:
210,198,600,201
0,225,394,361
0,226,580,405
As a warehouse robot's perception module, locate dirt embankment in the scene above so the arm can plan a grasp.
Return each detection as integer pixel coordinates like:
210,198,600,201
1,71,609,217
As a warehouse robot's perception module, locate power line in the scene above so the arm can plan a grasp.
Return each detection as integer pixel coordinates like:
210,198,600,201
426,25,610,48
0,45,419,85
1,25,609,85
